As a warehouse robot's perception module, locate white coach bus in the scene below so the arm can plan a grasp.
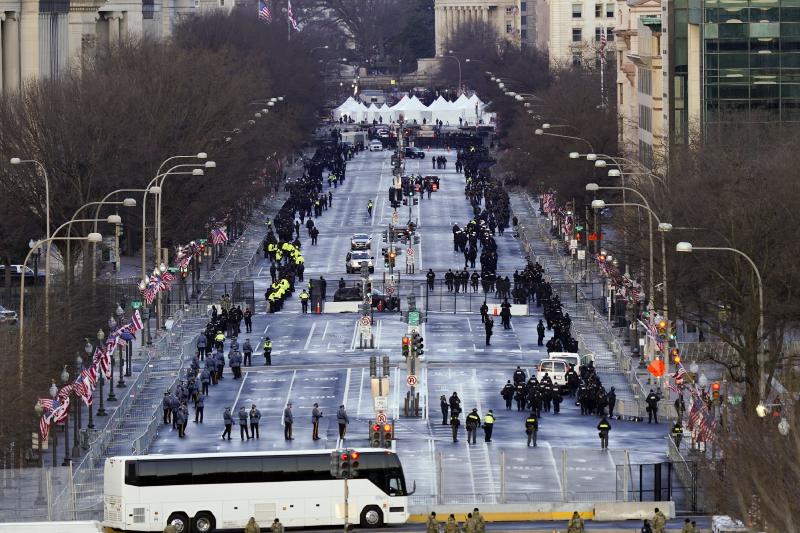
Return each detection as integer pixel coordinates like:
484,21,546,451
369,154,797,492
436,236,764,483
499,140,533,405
103,449,411,533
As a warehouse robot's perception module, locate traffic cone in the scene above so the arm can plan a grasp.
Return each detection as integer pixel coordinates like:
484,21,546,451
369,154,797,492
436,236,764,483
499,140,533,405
493,307,498,316
315,301,321,314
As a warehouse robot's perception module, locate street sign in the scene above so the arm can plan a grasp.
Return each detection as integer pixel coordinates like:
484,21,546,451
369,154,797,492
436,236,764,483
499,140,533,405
408,310,420,326
386,286,395,295
131,301,142,309
374,396,389,411
359,315,371,326
577,250,586,260
392,212,400,225
406,375,417,387
376,412,388,424
569,239,578,249
406,247,414,256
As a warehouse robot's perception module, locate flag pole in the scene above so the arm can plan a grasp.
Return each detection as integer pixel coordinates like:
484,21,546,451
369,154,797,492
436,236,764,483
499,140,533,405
287,0,291,41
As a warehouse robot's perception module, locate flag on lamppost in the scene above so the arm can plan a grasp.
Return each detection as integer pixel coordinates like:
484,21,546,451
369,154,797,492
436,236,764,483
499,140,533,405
288,0,300,31
258,0,272,23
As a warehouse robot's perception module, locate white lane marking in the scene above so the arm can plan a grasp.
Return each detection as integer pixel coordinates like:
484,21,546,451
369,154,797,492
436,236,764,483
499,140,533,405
303,322,317,351
231,371,250,412
282,369,296,427
376,319,382,349
321,321,330,342
467,317,472,332
263,323,270,335
349,320,359,349
544,442,564,495
357,367,365,417
343,367,352,408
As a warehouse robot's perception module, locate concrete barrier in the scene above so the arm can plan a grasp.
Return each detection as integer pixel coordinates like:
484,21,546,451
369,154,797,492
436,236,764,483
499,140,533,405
0,521,103,532
593,501,676,521
322,301,360,313
409,503,593,522
487,303,528,316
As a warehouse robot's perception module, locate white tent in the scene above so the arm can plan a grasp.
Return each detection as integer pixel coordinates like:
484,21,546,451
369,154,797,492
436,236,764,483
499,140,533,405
335,97,360,120
389,95,411,121
378,103,393,124
401,96,432,124
427,96,462,125
468,93,484,109
356,102,370,122
366,103,381,122
454,93,479,125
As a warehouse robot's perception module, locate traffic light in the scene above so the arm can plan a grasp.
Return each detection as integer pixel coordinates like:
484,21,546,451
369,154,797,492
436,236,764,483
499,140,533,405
350,451,360,477
370,424,382,447
671,348,681,365
412,334,424,357
339,451,352,478
388,251,396,266
402,336,410,358
382,423,393,448
657,320,667,339
413,198,419,205
712,382,721,402
402,198,408,206
330,451,341,477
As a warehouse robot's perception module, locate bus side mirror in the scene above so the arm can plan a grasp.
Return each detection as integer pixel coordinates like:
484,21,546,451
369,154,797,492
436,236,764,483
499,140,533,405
407,480,416,495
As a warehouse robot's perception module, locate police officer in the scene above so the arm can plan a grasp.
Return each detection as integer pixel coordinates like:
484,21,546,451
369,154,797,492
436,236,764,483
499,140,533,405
299,289,310,313
513,366,526,385
525,412,538,447
646,389,660,424
239,406,250,440
479,301,489,323
243,338,253,367
367,200,374,217
283,403,294,440
484,316,494,346
671,421,684,448
597,416,611,449
501,380,514,410
311,403,323,440
194,393,204,423
450,409,461,443
426,269,436,291
466,408,481,445
337,404,349,439
263,337,273,366
250,404,261,439
440,395,449,425
483,410,494,442
222,407,233,440
537,320,546,346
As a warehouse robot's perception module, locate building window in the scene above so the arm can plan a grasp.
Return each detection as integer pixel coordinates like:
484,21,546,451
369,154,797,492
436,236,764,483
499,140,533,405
506,6,515,14
637,67,652,95
595,27,602,41
521,29,528,39
606,4,614,17
521,15,527,25
506,23,513,33
572,53,582,66
607,27,614,40
618,82,623,105
595,4,602,16
638,105,652,132
572,28,583,42
521,1,527,11
572,4,582,18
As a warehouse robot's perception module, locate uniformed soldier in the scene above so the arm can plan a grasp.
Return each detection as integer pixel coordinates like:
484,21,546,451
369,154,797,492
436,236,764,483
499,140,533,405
472,509,485,533
680,518,693,533
525,412,538,447
242,339,253,367
249,404,261,439
239,406,250,440
466,408,481,445
244,517,260,533
566,511,585,533
464,513,475,533
283,403,294,440
652,507,667,533
597,416,611,449
426,512,440,533
194,394,204,423
222,407,233,440
337,405,349,439
270,518,284,533
444,514,460,533
263,337,273,365
483,410,494,442
311,403,323,440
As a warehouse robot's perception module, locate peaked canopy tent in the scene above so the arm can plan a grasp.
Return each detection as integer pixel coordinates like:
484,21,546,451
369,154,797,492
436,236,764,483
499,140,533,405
335,97,361,120
378,103,393,123
427,95,462,125
453,93,484,125
366,103,381,122
402,96,433,124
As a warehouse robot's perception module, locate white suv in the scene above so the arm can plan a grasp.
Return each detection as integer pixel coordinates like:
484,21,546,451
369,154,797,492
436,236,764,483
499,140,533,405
369,140,383,151
345,251,374,274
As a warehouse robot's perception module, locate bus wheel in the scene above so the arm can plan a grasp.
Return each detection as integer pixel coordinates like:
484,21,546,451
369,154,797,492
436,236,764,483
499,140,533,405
166,512,190,533
360,506,384,528
192,511,216,533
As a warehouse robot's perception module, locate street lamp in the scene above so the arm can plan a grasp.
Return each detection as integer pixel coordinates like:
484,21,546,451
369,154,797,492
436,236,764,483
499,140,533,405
60,366,70,466
675,241,766,402
27,239,41,285
18,233,103,388
96,329,107,416
534,132,595,152
10,157,50,298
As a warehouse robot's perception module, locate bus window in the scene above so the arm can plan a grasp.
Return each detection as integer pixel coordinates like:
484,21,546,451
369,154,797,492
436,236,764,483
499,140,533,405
388,477,402,496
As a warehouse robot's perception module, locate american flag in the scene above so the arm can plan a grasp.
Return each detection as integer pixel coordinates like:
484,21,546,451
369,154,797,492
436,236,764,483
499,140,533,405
57,384,75,402
74,375,93,407
674,365,687,383
144,286,158,305
288,0,300,31
131,309,144,332
94,345,112,379
542,193,556,214
687,397,703,430
697,411,717,442
600,29,607,51
176,251,191,269
258,0,272,23
211,227,229,245
39,415,51,442
81,366,97,388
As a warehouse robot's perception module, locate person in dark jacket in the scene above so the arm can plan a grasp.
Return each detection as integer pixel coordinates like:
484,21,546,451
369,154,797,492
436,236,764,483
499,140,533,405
239,406,251,440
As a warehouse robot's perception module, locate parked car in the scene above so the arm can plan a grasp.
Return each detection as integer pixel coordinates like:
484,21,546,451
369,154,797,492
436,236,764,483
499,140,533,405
333,287,400,311
369,140,383,152
0,305,18,325
548,352,593,372
345,251,374,274
350,233,373,250
0,265,46,286
403,147,425,159
535,358,569,389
